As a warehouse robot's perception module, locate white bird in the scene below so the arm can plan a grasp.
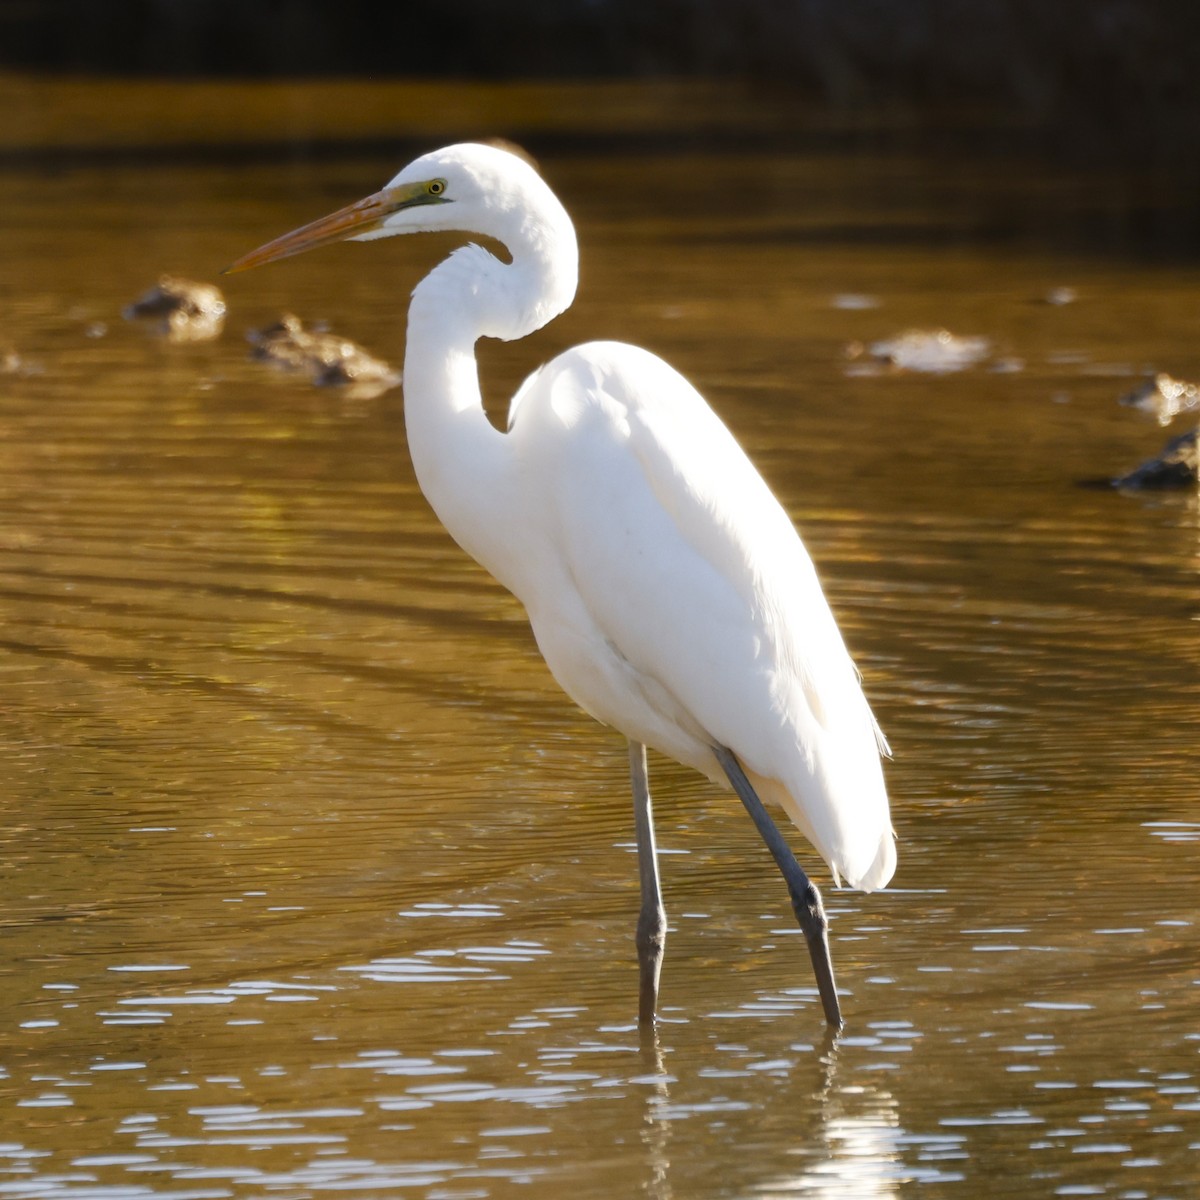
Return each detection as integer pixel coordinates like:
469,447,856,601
226,142,895,1028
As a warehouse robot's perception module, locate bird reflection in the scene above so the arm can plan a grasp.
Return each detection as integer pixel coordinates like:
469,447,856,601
636,1027,903,1200
639,1031,674,1200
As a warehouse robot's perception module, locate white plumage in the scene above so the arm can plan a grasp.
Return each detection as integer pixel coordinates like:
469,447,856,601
505,341,894,891
227,141,896,1026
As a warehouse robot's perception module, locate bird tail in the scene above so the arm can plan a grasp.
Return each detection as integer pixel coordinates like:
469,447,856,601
745,764,896,894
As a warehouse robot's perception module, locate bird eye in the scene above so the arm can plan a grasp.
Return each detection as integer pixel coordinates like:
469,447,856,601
428,179,447,196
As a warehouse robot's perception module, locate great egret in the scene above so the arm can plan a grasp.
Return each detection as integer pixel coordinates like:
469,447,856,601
226,142,895,1028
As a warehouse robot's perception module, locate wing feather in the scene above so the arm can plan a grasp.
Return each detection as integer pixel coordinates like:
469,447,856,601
509,341,894,889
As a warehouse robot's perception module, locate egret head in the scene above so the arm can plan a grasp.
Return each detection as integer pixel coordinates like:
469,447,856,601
224,142,557,275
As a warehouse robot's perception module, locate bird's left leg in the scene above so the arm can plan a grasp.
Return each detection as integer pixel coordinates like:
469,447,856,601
712,745,843,1029
629,740,667,1025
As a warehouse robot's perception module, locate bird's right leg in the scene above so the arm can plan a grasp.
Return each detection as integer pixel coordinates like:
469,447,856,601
629,739,667,1025
713,745,843,1029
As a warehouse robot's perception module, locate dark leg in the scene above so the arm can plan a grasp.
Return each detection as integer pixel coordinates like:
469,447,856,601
712,744,843,1029
629,740,667,1025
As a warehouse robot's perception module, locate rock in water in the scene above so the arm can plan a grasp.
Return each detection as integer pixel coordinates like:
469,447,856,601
852,328,992,374
123,276,226,342
1119,372,1200,426
1112,427,1199,490
247,314,399,398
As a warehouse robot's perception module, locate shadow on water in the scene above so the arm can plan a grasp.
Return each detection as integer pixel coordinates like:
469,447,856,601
0,78,1198,1198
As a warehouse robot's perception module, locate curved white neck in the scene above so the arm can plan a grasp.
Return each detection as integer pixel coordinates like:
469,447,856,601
402,203,577,597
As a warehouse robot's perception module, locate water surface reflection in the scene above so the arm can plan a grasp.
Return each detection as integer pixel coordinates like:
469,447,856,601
2,86,1199,1198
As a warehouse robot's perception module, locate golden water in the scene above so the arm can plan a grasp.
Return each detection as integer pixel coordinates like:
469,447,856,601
1,80,1198,1198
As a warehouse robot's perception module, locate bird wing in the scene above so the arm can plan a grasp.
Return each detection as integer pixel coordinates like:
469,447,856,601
509,341,893,889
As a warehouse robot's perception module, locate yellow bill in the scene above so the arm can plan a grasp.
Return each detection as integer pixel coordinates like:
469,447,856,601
223,178,448,275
